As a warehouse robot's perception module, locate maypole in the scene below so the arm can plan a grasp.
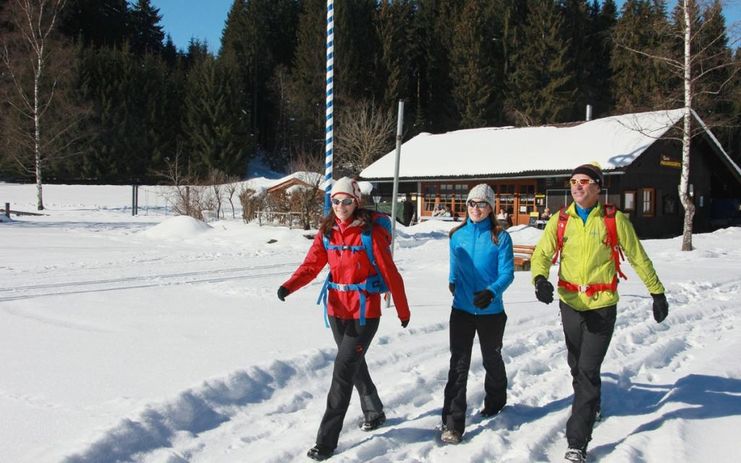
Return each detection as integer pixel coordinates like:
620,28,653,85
324,0,335,213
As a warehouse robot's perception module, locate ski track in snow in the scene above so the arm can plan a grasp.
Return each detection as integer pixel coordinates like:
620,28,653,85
59,274,741,463
0,262,302,302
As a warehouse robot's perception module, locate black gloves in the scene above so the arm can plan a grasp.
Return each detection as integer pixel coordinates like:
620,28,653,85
448,282,455,296
651,293,669,323
277,286,290,301
473,290,494,309
401,319,409,328
534,275,554,304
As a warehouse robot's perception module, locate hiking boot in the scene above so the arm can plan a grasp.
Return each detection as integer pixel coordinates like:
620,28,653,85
307,444,333,461
481,406,503,418
564,448,586,462
440,427,462,444
359,412,386,431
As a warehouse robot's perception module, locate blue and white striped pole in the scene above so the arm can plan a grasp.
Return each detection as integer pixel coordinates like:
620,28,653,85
324,0,335,214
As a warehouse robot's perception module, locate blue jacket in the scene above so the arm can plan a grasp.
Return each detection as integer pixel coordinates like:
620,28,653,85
449,218,515,315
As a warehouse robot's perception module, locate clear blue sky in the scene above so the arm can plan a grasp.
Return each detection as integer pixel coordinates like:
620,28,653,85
150,0,234,53
151,0,739,54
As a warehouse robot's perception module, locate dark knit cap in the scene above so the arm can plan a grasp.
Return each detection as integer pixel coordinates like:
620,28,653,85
571,163,604,187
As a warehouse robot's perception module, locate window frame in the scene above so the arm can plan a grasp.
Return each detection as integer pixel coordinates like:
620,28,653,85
640,188,656,217
623,190,636,212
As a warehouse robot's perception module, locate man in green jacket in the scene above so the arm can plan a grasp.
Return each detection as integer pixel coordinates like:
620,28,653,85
531,162,669,463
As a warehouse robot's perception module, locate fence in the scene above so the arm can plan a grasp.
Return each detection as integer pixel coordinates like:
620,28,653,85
255,210,321,230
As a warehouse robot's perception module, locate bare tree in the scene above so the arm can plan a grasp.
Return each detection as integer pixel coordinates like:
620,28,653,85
155,150,205,220
223,176,242,219
615,0,739,250
206,169,227,220
1,0,73,210
335,99,396,177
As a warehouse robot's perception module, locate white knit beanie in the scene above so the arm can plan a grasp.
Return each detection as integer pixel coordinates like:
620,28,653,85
330,177,362,202
467,183,495,209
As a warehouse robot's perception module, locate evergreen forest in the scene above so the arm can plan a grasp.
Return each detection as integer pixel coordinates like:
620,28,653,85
0,0,738,184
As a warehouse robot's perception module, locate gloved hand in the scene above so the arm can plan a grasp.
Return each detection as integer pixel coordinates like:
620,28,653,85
277,286,290,301
401,319,409,328
534,275,554,304
651,293,668,323
448,282,455,295
473,290,494,309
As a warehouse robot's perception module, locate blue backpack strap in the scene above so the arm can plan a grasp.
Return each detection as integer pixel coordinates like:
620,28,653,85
316,274,331,327
315,214,393,327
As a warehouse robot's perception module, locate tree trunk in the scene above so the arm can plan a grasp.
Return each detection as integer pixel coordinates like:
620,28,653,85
678,0,694,251
35,48,44,211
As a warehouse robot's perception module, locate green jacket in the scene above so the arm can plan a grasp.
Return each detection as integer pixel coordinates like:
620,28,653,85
531,202,664,310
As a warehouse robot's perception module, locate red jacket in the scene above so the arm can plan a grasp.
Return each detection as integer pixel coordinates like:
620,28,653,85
282,215,410,322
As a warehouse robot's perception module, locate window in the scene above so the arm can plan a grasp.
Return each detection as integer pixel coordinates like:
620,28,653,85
641,188,655,217
423,185,437,212
519,184,536,214
623,191,636,211
453,184,468,213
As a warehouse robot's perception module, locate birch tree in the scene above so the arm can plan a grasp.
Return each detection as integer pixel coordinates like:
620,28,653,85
1,0,68,210
615,0,739,251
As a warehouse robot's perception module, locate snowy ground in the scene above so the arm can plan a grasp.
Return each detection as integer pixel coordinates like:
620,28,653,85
1,183,740,463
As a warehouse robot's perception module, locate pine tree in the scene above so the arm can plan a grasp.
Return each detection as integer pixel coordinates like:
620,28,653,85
184,51,250,177
128,0,164,55
287,0,326,155
220,0,299,163
58,0,128,47
691,0,735,120
450,0,499,128
374,0,415,111
413,0,466,132
559,0,591,119
589,0,617,116
507,0,575,125
333,0,378,103
611,0,673,112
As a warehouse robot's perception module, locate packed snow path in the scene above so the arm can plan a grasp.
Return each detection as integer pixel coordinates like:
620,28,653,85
60,277,741,463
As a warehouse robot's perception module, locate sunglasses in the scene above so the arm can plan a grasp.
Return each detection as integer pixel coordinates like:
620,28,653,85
467,200,490,209
569,178,597,186
331,198,355,206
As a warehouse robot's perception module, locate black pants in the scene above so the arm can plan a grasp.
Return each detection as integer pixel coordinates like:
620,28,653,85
316,317,382,450
442,309,508,434
560,301,616,450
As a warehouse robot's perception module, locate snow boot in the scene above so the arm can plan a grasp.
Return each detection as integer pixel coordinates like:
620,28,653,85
440,427,462,444
359,412,386,431
564,448,586,462
307,444,333,461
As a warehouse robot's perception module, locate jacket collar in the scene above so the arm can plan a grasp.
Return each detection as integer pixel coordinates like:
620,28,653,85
467,217,493,231
567,202,603,217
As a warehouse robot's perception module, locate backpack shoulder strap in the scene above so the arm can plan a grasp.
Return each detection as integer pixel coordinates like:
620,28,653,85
603,203,627,280
362,212,391,269
552,207,569,264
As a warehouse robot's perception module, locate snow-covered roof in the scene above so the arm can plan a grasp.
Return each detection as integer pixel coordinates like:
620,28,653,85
270,171,323,187
361,109,687,180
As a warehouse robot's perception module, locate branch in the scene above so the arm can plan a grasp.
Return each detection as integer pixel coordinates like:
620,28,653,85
615,42,683,70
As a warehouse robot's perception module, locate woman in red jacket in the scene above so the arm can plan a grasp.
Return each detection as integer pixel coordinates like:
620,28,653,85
277,177,410,461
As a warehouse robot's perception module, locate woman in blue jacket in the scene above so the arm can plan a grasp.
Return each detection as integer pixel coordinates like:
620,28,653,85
441,183,515,444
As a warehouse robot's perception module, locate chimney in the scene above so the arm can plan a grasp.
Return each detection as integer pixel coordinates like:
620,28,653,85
586,104,593,121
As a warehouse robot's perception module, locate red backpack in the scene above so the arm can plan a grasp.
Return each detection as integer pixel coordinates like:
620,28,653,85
551,204,627,280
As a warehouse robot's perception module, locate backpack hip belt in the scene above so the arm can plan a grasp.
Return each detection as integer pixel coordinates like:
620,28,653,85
558,275,618,298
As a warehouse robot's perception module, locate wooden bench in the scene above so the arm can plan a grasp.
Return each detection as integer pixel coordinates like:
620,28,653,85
513,244,536,271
